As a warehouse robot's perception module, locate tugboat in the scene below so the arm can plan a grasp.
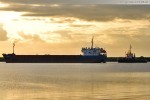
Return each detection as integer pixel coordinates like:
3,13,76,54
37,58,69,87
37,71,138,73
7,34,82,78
2,37,107,63
118,45,147,63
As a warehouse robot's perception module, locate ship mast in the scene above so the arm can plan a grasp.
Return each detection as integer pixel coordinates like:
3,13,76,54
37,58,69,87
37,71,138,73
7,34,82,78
13,42,15,54
91,36,94,49
129,44,132,53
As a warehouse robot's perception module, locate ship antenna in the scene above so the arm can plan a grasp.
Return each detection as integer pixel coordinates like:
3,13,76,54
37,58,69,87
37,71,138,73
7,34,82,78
13,42,15,54
91,36,94,49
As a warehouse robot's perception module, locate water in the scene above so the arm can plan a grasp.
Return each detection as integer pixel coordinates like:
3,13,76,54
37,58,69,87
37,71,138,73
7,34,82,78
0,63,150,100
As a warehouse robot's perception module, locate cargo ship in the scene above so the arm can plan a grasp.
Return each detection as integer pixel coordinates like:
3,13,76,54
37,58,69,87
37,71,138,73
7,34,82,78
2,37,107,63
118,45,147,63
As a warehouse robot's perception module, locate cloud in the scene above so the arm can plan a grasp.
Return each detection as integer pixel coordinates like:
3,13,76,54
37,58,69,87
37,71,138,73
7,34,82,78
1,3,150,21
0,24,8,41
18,32,45,43
0,0,84,4
0,0,117,4
70,24,93,27
17,31,71,43
52,30,72,40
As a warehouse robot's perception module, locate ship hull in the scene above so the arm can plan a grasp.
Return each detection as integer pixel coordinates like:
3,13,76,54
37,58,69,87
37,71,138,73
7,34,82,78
118,58,147,63
2,54,107,63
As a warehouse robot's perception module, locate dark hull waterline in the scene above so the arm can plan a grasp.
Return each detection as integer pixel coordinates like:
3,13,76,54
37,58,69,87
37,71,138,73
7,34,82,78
118,58,147,63
2,54,107,63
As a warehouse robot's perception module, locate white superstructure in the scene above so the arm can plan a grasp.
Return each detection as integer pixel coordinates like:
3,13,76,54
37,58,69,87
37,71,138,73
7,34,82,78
81,37,106,56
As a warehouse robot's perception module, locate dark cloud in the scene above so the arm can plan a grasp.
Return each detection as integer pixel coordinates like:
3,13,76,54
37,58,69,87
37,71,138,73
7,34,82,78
18,5,150,21
0,0,90,4
0,0,60,4
0,24,8,41
1,3,150,21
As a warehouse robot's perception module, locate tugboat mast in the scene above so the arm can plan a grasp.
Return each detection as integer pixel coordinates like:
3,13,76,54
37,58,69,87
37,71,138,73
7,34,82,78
129,44,132,53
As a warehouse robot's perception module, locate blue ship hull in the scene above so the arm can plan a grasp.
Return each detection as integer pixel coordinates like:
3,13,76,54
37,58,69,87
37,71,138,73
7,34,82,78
2,54,107,63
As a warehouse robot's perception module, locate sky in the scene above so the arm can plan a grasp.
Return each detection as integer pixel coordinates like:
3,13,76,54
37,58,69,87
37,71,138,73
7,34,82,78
0,0,150,57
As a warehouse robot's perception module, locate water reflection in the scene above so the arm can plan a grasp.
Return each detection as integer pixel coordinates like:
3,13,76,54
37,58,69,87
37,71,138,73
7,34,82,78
0,63,150,100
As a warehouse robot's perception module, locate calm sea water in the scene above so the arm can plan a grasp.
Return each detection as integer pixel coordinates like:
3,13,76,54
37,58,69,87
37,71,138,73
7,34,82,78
0,62,150,100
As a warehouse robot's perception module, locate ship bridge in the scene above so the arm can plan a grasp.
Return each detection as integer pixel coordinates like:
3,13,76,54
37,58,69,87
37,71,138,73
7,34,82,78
81,37,106,56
